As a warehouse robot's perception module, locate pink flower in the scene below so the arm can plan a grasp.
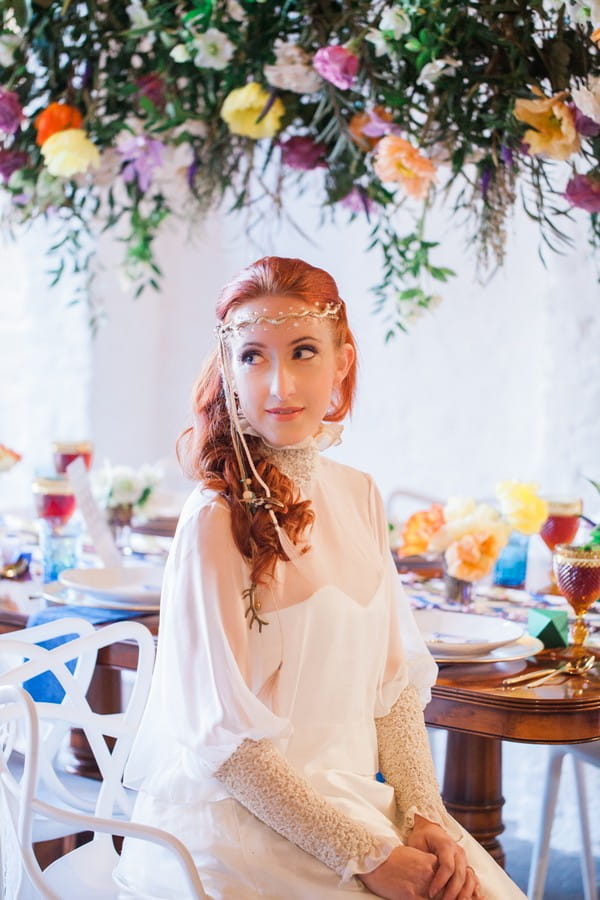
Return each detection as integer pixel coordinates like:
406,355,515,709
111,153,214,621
339,186,375,215
0,89,23,135
136,73,166,112
0,147,29,182
564,173,600,213
312,46,359,90
280,135,327,170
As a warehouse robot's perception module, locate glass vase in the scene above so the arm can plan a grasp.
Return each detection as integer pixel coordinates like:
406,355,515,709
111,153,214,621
443,573,474,609
107,503,134,555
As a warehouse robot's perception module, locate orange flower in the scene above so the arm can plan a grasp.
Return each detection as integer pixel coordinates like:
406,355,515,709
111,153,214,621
445,531,503,581
35,102,83,147
348,106,393,152
592,27,600,46
513,88,580,161
373,135,436,198
397,503,445,557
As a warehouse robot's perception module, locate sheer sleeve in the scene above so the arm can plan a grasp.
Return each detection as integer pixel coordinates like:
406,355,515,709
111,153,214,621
367,476,438,712
123,490,292,796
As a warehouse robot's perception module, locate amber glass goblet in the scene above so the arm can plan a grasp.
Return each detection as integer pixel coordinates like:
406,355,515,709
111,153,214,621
553,544,600,658
540,499,583,593
32,477,76,525
52,440,93,474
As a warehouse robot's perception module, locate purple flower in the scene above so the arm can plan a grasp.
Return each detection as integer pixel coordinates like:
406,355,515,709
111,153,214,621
136,73,166,112
280,136,327,170
118,134,165,192
313,46,359,91
570,102,600,138
0,147,29,182
0,89,23,135
339,186,374,216
480,168,492,200
500,144,514,168
564,173,600,213
361,109,402,139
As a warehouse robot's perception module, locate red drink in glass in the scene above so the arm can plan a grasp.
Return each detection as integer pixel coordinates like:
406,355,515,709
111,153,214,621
32,477,76,524
553,544,600,654
52,441,93,474
540,499,583,551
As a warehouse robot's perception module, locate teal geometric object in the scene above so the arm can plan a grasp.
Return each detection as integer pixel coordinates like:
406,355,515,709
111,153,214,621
527,608,569,649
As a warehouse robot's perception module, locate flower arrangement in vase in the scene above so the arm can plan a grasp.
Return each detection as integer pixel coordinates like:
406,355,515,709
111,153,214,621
95,462,163,549
396,481,548,603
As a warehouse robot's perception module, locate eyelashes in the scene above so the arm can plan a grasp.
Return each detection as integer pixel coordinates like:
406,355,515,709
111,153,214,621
238,344,319,365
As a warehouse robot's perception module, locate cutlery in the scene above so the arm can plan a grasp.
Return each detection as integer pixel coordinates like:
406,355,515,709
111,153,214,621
0,554,30,580
502,655,595,689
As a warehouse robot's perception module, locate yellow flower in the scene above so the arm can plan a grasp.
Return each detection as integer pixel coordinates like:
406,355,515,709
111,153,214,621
41,128,100,177
220,83,284,139
496,480,548,535
513,89,580,161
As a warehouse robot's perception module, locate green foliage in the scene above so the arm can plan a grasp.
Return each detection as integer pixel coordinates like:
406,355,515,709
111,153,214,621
0,0,599,332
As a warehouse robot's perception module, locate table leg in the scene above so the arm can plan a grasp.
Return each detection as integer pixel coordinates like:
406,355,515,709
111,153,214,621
441,732,505,867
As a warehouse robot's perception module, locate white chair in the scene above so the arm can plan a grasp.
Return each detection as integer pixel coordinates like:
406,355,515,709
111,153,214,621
527,742,600,900
0,681,208,899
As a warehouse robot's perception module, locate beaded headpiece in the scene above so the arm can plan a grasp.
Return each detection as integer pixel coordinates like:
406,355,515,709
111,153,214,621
216,299,342,631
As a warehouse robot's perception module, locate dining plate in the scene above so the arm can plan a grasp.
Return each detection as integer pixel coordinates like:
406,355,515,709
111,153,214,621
414,609,524,655
59,565,163,604
431,633,544,664
43,580,160,612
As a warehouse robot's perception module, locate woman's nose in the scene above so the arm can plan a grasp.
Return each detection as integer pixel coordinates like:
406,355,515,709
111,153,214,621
270,361,294,399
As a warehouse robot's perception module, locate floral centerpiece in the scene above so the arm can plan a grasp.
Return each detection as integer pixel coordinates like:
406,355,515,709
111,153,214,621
95,462,163,533
0,2,599,333
397,480,548,583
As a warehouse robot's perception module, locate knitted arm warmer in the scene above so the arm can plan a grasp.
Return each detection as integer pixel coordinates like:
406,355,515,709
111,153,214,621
375,683,448,835
216,737,393,880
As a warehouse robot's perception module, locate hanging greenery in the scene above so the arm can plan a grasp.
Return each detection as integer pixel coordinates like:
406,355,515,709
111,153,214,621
0,1,599,334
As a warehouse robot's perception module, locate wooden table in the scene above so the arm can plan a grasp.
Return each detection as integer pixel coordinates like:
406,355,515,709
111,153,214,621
1,584,599,868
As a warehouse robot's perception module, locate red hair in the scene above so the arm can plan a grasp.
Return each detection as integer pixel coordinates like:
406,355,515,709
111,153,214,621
178,257,358,586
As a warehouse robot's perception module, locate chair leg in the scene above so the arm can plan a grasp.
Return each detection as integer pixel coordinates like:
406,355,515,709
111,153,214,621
573,757,598,900
527,748,566,900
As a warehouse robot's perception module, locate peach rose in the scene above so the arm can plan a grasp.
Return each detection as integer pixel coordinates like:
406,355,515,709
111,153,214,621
513,88,580,160
396,503,445,556
373,135,436,198
445,531,503,581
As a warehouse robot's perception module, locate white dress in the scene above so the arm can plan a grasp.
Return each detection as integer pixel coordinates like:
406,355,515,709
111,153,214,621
114,453,525,899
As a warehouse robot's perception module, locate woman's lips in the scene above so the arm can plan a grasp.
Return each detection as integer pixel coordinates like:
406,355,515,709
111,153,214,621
265,407,304,419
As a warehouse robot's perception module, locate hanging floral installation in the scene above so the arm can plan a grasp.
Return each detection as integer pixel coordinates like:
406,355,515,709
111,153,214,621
0,1,599,334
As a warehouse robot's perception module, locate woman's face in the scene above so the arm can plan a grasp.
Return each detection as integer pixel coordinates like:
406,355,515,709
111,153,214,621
228,295,354,448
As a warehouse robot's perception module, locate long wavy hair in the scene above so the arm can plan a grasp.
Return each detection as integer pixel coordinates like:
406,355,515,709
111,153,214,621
177,256,358,587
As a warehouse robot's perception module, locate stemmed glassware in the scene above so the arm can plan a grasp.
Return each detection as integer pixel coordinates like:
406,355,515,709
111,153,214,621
540,498,582,593
553,544,600,658
52,441,93,474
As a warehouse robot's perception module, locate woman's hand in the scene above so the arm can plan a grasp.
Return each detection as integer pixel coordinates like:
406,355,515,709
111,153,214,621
358,844,438,899
405,816,483,900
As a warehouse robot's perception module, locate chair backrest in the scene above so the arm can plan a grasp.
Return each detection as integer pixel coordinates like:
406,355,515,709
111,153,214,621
0,680,208,899
0,618,155,819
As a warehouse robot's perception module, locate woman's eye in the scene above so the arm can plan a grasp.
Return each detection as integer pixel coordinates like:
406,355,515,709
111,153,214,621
240,350,261,365
293,344,318,360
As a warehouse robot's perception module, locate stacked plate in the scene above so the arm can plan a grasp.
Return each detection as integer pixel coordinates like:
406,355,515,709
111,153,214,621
414,609,543,663
43,566,164,612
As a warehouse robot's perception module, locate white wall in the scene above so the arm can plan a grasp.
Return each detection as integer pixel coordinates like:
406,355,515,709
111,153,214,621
85,193,600,520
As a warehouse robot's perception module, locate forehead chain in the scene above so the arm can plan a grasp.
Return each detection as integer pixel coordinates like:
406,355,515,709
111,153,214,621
215,301,341,338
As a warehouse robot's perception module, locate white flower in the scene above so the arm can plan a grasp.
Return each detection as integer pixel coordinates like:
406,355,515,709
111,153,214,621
379,7,411,39
264,40,322,93
99,462,163,509
365,29,392,58
418,57,462,88
192,28,235,70
571,75,600,125
226,0,246,22
126,0,152,30
0,34,20,67
429,498,510,553
170,42,191,63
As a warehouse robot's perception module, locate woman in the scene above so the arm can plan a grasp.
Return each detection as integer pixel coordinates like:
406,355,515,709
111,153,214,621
115,257,524,899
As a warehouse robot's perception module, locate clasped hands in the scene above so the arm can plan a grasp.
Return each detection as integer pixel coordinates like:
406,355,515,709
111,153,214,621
359,816,484,900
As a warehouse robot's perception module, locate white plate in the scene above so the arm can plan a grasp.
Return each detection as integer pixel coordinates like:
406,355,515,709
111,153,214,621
415,609,524,655
59,565,163,604
433,633,544,664
43,581,160,613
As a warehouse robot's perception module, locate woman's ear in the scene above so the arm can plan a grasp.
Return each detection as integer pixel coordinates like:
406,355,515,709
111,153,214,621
336,341,355,385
